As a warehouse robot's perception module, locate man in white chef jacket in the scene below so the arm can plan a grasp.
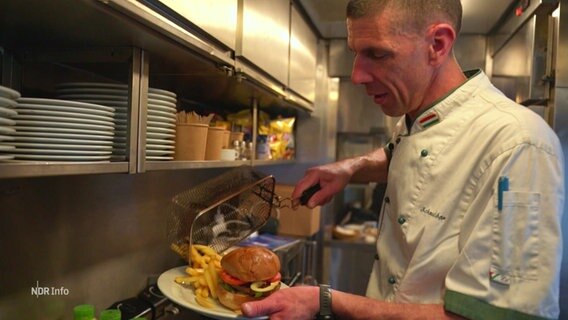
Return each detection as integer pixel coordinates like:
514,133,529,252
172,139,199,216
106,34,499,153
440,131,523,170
242,0,564,319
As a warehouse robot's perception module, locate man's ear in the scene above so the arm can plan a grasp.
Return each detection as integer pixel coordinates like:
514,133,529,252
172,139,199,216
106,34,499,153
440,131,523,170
427,23,456,66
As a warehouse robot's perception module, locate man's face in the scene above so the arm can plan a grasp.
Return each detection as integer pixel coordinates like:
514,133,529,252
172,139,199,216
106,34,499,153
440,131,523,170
347,11,433,118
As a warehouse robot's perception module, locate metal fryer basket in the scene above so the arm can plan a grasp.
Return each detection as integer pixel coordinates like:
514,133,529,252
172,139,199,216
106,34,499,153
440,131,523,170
167,165,276,260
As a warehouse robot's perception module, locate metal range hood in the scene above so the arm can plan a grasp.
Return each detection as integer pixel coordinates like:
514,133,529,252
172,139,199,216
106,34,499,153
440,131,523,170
489,0,559,106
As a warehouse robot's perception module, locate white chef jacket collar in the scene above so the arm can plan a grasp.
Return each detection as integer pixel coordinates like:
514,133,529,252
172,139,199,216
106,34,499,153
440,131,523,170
403,69,483,135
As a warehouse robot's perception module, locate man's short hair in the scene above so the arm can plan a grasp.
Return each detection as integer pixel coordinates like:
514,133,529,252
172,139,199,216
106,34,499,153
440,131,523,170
346,0,463,34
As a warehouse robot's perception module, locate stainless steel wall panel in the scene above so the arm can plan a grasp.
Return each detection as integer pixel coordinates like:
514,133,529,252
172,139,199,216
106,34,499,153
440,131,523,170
156,0,238,50
328,39,353,78
491,14,551,105
454,35,487,72
557,1,568,87
337,80,385,133
289,6,318,102
239,0,290,85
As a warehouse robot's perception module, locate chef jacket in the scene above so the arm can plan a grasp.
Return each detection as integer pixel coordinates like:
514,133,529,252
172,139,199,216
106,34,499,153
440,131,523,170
366,70,564,320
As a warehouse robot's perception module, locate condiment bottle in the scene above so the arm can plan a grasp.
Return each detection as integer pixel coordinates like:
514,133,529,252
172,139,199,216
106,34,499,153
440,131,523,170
73,304,95,320
99,309,121,320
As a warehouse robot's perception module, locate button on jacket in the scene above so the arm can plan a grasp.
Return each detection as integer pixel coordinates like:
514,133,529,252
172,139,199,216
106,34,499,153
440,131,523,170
366,70,564,320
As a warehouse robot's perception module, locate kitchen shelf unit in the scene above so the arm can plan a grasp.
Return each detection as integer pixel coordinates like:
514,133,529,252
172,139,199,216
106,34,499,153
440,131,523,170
0,0,309,179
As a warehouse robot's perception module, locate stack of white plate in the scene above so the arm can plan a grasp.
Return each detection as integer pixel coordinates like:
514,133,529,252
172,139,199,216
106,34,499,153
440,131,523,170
55,82,177,161
0,86,20,161
10,98,115,162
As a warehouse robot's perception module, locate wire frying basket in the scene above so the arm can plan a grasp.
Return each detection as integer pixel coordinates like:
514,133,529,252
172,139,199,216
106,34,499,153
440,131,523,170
167,165,276,261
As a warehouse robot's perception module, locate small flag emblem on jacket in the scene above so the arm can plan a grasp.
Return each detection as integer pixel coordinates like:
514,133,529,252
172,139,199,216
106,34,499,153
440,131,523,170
418,112,440,128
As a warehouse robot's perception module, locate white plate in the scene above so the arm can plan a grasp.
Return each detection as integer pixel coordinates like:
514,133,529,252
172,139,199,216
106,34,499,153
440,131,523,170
146,138,175,145
158,266,269,320
10,148,112,155
148,121,175,129
0,126,16,134
146,144,175,150
0,117,16,126
11,141,113,149
57,94,129,101
148,114,176,123
56,88,176,103
0,96,17,108
14,120,114,131
65,99,129,107
0,86,21,99
0,106,17,117
14,125,114,136
147,126,176,134
0,144,16,151
16,102,114,117
0,154,15,160
17,98,115,113
146,149,174,155
148,98,176,108
0,135,15,142
56,82,177,98
149,103,176,113
147,132,175,139
13,114,114,127
13,135,113,145
146,156,174,160
148,108,177,119
16,108,114,122
10,154,110,161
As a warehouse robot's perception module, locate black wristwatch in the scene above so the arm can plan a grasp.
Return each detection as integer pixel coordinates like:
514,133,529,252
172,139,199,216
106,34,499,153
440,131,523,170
316,284,333,320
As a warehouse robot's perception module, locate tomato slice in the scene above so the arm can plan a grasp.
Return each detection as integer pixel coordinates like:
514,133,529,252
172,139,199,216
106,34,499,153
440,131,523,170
267,272,281,283
220,270,247,286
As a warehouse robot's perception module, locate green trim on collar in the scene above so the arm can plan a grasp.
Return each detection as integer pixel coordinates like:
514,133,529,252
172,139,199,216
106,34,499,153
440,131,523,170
405,69,483,130
444,290,554,320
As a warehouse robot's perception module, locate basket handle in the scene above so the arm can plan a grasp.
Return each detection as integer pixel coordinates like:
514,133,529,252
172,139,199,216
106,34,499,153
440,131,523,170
299,183,321,206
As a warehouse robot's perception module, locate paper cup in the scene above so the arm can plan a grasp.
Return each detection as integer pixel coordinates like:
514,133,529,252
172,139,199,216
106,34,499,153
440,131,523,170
222,130,230,149
175,123,209,160
205,127,226,160
230,131,244,144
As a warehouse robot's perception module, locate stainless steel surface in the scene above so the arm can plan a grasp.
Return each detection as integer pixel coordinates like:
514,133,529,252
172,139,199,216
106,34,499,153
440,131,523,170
239,0,290,85
491,14,551,105
489,0,558,55
289,5,318,102
132,49,144,174
454,35,488,71
0,162,129,178
337,80,386,133
297,0,515,38
106,0,234,66
328,39,353,78
155,0,238,50
557,2,568,87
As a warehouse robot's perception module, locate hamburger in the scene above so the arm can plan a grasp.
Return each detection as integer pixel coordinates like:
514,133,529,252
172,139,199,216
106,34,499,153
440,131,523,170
217,246,282,310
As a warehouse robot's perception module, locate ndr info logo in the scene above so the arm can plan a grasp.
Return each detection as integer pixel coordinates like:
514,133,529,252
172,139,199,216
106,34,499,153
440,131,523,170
31,281,70,298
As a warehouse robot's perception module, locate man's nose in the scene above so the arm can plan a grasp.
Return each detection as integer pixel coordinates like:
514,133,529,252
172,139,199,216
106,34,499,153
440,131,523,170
351,56,372,84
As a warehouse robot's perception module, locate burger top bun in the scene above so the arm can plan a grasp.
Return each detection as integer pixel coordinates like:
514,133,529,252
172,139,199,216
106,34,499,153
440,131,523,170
221,246,280,282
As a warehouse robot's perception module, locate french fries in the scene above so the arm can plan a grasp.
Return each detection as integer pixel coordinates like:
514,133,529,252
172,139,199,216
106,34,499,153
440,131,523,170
174,244,222,309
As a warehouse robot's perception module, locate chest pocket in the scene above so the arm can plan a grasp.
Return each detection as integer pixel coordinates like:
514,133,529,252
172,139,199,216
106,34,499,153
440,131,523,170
490,191,540,285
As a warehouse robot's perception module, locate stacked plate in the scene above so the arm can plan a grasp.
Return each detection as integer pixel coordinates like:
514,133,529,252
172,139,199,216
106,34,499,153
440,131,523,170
55,82,177,161
10,98,115,162
0,85,20,161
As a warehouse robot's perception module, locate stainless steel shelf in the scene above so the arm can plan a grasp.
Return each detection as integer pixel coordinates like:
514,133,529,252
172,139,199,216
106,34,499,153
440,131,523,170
252,159,297,166
0,162,129,179
144,159,252,171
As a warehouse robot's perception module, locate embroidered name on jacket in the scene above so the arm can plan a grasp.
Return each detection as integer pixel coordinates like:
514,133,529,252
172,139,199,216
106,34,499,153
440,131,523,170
420,207,446,221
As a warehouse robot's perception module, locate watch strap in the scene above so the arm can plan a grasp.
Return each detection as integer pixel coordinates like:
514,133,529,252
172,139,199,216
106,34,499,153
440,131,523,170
317,284,333,319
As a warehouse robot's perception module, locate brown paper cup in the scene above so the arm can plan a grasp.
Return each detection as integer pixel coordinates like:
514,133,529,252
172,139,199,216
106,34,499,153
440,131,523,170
222,130,230,148
174,123,209,160
230,131,244,144
205,127,226,160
